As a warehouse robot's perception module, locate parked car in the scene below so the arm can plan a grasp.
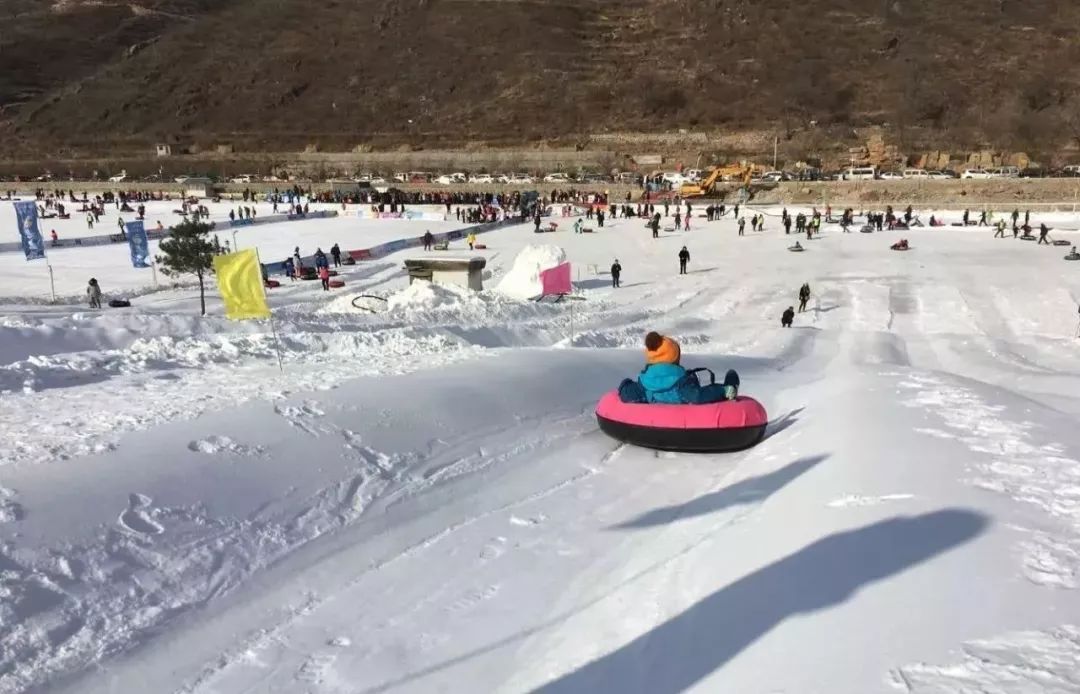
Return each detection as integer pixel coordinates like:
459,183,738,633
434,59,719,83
434,173,467,185
614,172,642,185
1059,165,1080,178
902,168,931,179
579,173,609,184
841,167,877,181
469,173,495,184
928,170,956,180
107,171,127,183
508,173,535,184
543,173,573,183
960,168,993,179
878,171,904,180
761,171,792,182
230,174,254,183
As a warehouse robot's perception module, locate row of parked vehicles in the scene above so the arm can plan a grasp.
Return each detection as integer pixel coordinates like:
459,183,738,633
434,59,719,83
14,164,1080,186
839,165,1080,180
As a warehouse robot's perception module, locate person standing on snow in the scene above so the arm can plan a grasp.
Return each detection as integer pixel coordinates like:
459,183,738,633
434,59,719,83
651,214,660,239
87,278,102,309
798,283,811,312
738,217,746,236
678,246,690,275
292,249,303,278
318,265,331,291
610,259,622,288
331,243,342,266
674,209,682,231
782,306,795,328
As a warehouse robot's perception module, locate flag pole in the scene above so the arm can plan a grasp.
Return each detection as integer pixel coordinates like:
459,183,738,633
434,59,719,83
255,248,285,373
41,245,56,303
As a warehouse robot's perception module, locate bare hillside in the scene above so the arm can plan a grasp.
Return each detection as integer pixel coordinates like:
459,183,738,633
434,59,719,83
3,0,1080,156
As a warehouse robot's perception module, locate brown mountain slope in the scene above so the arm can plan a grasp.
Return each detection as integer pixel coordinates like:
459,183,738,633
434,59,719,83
4,0,1080,156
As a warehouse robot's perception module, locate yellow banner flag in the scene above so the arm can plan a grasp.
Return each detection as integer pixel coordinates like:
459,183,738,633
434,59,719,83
213,249,271,320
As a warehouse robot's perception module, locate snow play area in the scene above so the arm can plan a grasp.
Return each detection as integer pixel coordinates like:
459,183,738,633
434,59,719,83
2,197,1080,694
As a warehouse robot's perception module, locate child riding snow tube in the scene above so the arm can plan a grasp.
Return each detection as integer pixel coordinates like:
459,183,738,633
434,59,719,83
595,333,768,452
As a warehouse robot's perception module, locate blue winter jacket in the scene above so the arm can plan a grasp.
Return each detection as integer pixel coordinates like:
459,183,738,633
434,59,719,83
638,363,691,404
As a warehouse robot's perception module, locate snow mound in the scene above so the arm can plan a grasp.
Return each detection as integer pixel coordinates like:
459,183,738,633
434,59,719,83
187,435,263,456
386,280,481,313
0,486,23,523
495,245,567,300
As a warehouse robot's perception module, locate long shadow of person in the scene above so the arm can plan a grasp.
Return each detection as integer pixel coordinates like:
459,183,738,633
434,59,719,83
614,454,825,529
536,509,988,694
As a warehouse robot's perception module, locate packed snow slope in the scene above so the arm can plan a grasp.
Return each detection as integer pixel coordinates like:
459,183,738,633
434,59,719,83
2,206,1080,693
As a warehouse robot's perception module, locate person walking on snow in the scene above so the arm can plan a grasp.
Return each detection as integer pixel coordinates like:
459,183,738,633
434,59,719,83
1038,223,1051,245
798,283,811,312
318,265,331,291
994,220,1006,238
467,232,477,250
611,259,622,288
87,278,102,309
678,246,690,275
782,306,795,328
674,210,682,231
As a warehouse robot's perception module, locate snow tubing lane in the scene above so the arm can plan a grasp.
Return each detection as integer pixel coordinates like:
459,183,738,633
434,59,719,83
595,391,768,453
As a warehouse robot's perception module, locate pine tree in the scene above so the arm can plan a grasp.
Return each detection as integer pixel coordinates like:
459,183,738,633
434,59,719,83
155,219,216,316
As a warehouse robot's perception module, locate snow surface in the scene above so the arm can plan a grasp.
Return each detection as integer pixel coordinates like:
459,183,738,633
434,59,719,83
1,204,1080,693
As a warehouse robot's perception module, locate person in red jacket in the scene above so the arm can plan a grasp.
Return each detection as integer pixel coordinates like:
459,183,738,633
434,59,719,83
318,265,331,291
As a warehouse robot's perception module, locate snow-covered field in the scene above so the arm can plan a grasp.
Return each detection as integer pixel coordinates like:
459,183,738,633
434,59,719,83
2,202,1080,693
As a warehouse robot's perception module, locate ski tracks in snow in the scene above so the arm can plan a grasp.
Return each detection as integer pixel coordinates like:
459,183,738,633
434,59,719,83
899,372,1080,590
893,625,1080,693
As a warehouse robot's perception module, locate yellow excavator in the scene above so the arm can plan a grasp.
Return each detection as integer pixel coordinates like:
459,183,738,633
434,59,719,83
678,163,765,198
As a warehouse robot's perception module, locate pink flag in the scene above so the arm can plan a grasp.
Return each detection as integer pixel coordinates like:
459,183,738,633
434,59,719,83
540,262,572,296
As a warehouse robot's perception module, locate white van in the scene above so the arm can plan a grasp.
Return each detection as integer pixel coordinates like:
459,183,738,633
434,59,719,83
842,167,877,181
903,168,931,179
662,172,691,187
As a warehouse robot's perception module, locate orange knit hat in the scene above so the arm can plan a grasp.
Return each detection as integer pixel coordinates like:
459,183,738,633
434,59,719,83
644,331,681,365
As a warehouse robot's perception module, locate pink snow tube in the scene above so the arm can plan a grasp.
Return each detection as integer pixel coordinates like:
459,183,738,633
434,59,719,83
595,392,768,453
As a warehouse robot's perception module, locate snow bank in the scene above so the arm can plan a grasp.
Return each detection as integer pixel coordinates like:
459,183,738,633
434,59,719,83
386,280,480,313
495,244,567,300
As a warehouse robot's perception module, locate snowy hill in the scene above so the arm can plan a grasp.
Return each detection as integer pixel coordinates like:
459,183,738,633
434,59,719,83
1,201,1080,692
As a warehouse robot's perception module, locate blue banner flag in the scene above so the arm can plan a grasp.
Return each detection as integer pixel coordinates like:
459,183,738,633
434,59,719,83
14,201,45,261
126,220,151,268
